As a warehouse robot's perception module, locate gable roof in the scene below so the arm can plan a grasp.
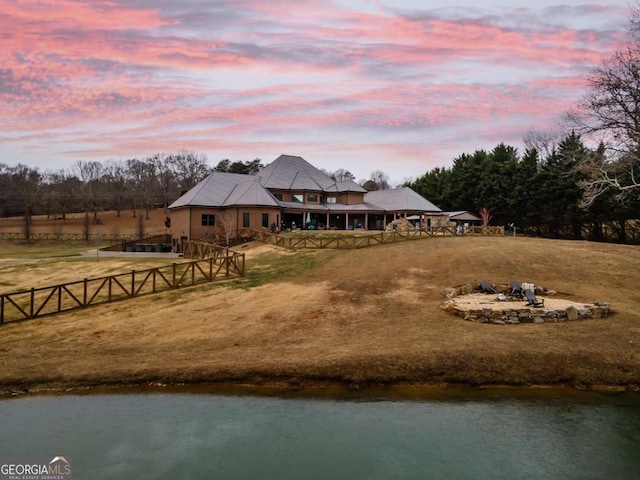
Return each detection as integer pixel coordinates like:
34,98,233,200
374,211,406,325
258,155,335,191
326,179,367,193
365,187,441,212
258,154,366,193
168,172,279,209
444,211,482,221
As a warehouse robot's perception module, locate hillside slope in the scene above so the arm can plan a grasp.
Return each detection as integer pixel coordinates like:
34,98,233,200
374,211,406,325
1,236,638,393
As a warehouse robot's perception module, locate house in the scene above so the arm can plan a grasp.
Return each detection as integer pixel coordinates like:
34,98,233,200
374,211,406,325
168,154,443,247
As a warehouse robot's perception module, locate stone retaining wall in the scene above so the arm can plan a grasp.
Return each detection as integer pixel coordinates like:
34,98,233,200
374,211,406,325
442,283,610,325
443,302,610,324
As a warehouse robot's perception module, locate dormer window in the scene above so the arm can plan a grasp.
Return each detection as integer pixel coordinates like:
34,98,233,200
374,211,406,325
292,194,303,202
327,197,337,204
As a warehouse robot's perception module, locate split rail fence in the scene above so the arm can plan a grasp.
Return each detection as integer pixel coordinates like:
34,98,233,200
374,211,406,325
0,253,245,325
252,225,503,249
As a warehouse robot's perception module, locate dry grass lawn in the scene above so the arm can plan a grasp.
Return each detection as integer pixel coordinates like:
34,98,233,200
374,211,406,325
0,233,639,394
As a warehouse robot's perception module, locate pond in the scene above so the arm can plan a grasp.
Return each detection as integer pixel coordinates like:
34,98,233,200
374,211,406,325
1,388,639,479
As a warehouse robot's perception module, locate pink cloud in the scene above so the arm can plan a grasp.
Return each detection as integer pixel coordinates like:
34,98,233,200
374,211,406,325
0,0,632,181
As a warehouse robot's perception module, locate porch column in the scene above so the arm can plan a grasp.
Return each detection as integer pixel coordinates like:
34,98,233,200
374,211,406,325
345,213,349,230
326,213,330,229
365,213,369,230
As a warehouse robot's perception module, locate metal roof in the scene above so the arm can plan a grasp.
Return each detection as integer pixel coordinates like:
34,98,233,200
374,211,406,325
168,172,280,208
365,187,442,212
443,211,482,221
326,179,367,193
258,155,366,193
258,155,334,191
169,156,442,213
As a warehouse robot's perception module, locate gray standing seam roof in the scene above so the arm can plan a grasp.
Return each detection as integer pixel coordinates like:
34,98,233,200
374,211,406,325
365,187,442,212
168,156,442,213
168,172,280,208
258,155,335,191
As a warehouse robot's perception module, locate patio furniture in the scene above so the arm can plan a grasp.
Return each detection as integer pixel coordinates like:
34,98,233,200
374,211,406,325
524,290,544,308
480,280,496,294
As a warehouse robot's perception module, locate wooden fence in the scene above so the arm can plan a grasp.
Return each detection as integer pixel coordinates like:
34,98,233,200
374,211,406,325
252,226,450,249
464,226,505,236
0,255,245,324
182,240,243,261
251,225,504,249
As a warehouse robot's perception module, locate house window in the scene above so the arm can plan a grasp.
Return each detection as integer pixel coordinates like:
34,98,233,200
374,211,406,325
307,194,318,202
292,194,303,203
273,193,283,201
262,213,269,228
201,214,215,226
327,196,337,204
243,212,250,228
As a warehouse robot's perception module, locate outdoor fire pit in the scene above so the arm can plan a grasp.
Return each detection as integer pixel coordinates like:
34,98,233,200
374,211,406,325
441,282,610,325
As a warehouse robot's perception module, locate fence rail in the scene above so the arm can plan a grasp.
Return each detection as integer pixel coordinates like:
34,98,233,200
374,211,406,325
250,225,491,249
464,226,505,236
0,255,245,325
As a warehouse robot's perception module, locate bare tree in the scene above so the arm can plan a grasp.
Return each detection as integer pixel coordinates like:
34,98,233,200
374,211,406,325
47,170,81,221
127,158,158,220
150,154,176,208
10,164,41,238
368,170,391,190
568,5,640,204
169,151,210,195
103,160,128,217
523,130,562,159
575,147,639,206
331,169,355,182
74,160,104,219
216,209,237,246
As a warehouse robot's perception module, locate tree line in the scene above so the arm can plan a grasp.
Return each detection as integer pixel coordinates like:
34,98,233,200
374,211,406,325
409,6,640,243
406,133,640,242
0,151,393,231
0,152,211,223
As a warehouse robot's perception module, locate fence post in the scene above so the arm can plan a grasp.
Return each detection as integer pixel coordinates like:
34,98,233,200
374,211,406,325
29,288,35,318
131,270,136,297
83,279,88,307
1,295,4,324
172,263,176,288
209,257,213,280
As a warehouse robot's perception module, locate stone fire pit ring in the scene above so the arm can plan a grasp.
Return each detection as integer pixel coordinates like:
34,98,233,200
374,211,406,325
442,282,610,325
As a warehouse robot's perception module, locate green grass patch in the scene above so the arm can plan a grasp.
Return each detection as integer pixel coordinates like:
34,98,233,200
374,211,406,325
230,250,328,289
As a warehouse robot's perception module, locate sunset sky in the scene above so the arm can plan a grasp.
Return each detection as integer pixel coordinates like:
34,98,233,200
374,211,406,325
0,0,632,183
